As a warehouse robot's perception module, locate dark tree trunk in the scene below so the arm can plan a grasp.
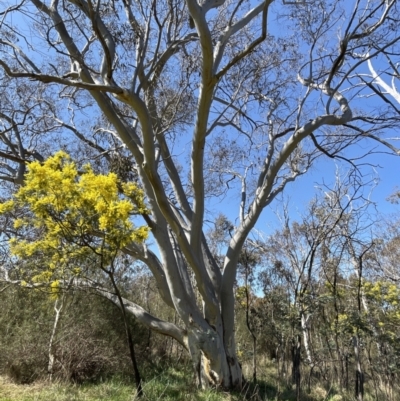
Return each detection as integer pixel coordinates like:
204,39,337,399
291,335,301,401
109,272,143,397
353,336,364,401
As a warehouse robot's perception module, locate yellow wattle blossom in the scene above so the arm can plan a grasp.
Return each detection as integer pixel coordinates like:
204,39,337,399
0,200,14,214
0,151,149,288
50,280,61,300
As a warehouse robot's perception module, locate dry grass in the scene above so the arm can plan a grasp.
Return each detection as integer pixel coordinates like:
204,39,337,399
0,375,133,401
1,361,395,401
0,375,49,401
0,370,242,401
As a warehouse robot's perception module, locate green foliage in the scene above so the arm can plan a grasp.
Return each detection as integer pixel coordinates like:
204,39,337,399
0,286,148,384
364,280,400,308
0,288,49,384
0,151,149,286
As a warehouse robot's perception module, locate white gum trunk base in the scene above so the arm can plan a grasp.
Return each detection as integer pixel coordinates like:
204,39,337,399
301,314,313,365
187,329,242,389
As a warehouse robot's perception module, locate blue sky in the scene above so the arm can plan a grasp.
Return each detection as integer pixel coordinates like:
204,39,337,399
205,145,400,239
202,0,400,236
3,0,400,240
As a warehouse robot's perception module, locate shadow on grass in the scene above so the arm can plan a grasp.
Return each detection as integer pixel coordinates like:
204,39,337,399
242,377,336,401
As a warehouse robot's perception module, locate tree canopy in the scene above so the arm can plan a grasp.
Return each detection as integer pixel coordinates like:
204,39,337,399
0,151,148,286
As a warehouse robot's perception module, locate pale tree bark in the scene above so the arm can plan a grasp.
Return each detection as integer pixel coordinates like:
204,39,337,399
1,0,400,390
48,297,64,381
300,314,312,366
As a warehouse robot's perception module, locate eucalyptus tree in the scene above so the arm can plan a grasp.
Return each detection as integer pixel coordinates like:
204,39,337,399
0,75,48,184
256,170,371,389
1,0,400,390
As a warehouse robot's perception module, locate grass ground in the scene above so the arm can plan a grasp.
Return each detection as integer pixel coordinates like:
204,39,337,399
0,360,379,401
0,366,244,401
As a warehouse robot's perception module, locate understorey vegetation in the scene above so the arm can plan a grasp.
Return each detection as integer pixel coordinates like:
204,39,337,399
2,170,400,401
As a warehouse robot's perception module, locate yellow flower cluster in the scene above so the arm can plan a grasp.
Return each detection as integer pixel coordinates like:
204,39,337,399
0,151,149,287
363,280,400,306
